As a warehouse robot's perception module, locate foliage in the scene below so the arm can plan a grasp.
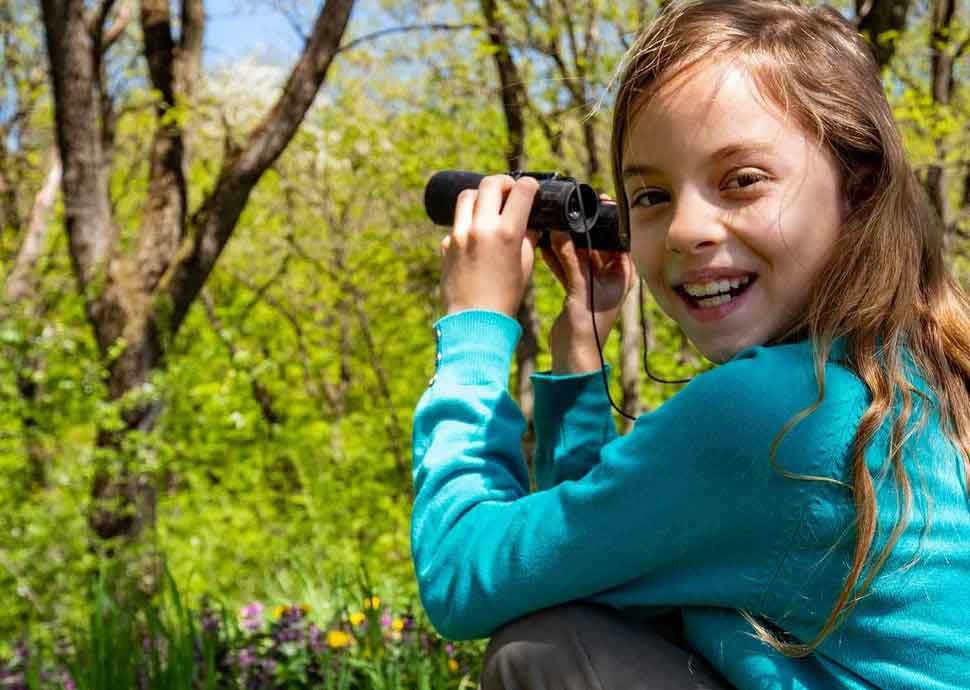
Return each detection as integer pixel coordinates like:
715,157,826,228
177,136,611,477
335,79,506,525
0,0,967,672
0,564,484,689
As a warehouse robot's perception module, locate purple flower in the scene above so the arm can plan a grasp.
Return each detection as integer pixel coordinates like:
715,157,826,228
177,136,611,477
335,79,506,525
309,623,325,654
445,643,455,655
237,647,257,668
240,602,265,632
380,612,393,629
201,610,220,633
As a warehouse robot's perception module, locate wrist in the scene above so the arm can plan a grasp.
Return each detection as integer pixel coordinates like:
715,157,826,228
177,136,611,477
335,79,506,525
550,313,610,375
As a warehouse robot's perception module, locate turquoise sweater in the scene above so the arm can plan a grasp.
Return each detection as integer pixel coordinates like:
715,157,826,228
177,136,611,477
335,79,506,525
410,310,969,690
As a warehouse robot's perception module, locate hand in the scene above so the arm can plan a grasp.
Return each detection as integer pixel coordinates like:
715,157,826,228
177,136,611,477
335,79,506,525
439,174,542,318
540,194,637,373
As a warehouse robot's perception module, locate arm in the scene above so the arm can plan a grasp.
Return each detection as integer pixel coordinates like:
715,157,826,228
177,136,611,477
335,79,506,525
531,366,618,489
411,310,846,640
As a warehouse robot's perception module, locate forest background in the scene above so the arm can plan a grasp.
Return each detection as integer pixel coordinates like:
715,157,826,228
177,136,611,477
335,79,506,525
1,0,968,652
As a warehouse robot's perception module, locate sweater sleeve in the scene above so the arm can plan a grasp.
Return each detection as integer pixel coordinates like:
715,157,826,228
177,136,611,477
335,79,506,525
411,310,851,641
531,366,618,490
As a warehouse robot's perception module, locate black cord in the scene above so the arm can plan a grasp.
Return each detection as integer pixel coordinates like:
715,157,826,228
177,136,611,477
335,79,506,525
570,180,692,423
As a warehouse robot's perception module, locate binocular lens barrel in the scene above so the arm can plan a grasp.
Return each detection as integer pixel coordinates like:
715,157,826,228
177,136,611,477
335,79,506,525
423,170,628,253
424,171,598,234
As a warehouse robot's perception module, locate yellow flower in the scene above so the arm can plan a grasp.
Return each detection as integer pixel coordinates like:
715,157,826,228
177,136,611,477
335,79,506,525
349,611,366,626
326,629,353,648
391,617,404,631
272,604,286,620
363,595,381,610
448,658,459,673
299,602,311,614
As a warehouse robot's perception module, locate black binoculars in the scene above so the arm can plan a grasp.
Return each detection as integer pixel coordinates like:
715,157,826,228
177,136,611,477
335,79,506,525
423,170,628,253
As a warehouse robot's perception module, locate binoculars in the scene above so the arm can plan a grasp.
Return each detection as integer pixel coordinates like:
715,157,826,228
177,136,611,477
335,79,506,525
424,170,628,253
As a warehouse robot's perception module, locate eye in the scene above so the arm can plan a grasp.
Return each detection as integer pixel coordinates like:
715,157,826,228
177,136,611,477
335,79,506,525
629,189,670,209
724,171,768,190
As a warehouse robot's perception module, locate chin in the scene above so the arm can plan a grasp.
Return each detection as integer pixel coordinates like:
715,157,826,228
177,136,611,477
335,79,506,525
695,336,754,365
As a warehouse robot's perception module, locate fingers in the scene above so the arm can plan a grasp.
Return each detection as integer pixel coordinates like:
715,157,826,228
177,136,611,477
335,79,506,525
452,187,477,241
473,174,516,230
540,245,567,285
501,176,540,233
456,175,539,244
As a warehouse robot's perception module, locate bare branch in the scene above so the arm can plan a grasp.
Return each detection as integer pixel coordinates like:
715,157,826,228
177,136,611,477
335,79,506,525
161,0,356,334
5,148,62,302
103,0,132,48
177,0,204,101
335,22,481,54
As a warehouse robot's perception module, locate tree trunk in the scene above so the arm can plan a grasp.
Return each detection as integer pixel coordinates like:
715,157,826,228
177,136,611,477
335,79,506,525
39,0,356,546
924,0,956,251
619,288,642,433
3,147,63,491
480,0,541,480
855,0,913,68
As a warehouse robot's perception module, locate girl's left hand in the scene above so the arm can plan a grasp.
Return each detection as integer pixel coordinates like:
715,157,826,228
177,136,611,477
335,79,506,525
439,174,542,317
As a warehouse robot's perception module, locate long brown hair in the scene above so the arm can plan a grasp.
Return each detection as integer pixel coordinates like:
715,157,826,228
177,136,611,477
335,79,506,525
610,0,970,657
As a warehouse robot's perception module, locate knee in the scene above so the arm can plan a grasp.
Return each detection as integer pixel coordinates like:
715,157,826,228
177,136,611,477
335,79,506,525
480,603,601,688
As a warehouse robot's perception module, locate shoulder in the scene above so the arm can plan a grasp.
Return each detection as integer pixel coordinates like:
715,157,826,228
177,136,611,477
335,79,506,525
633,339,869,478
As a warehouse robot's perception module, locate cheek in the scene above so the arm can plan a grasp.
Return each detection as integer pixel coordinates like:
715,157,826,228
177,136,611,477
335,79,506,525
630,231,663,280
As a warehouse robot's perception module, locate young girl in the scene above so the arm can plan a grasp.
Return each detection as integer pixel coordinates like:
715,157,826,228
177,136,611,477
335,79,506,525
411,1,970,688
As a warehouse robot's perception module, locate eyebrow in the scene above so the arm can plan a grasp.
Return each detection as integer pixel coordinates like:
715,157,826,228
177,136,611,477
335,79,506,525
621,141,777,180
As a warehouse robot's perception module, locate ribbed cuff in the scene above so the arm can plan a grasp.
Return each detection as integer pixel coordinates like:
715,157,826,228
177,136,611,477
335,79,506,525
530,365,612,431
431,310,522,388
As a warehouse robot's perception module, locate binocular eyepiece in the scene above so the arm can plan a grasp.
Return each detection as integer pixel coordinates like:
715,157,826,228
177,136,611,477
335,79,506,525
424,170,628,253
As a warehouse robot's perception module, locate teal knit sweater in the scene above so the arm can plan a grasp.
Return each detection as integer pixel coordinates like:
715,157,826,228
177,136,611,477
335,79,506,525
410,310,969,690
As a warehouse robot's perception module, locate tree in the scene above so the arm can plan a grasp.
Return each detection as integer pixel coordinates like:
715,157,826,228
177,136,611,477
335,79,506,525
38,0,355,547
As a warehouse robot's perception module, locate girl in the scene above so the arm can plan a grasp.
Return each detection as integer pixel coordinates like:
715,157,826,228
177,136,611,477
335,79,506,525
411,1,970,688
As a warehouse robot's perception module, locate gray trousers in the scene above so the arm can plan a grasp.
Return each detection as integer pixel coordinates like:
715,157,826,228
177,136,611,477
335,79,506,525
479,603,735,690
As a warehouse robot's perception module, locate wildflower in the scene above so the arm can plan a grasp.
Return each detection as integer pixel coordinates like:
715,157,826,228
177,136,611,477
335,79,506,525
200,605,220,634
299,602,311,614
391,617,405,631
272,604,287,620
309,623,326,654
237,647,257,668
448,658,459,673
349,611,366,626
363,595,381,610
326,629,353,648
445,643,455,656
240,602,265,632
380,612,393,629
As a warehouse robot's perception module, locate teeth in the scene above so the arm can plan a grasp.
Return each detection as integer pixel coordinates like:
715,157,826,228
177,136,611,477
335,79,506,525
696,293,732,308
683,275,750,297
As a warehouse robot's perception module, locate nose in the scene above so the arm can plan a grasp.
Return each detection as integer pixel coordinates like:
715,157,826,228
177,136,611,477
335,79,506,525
664,187,726,255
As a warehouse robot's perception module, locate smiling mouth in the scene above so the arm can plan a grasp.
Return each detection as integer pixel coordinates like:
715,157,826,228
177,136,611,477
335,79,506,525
675,275,758,309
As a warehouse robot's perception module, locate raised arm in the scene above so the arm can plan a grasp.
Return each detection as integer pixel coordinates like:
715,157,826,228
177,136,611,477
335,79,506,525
411,311,868,640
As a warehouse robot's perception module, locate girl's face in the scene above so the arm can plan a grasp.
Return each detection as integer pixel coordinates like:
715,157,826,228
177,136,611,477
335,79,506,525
622,61,846,363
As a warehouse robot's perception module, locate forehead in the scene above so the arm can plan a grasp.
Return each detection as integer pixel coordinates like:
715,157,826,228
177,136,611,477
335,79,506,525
622,61,802,170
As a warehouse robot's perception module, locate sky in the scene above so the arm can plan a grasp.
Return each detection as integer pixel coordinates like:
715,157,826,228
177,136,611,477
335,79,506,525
202,0,385,69
203,0,307,68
